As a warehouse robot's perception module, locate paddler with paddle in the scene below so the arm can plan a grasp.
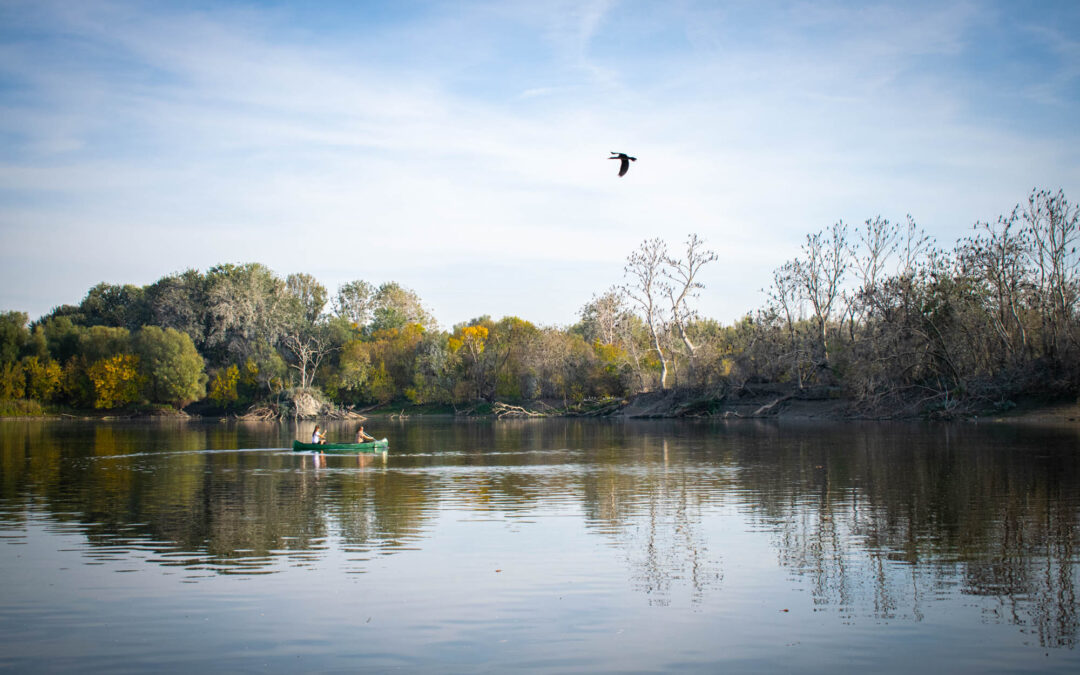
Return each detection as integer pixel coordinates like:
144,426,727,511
355,425,375,443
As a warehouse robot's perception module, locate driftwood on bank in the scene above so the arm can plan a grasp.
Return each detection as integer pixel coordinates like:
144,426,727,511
492,402,547,418
236,405,279,421
236,405,366,421
752,394,794,417
323,408,367,420
460,398,626,418
575,399,626,416
235,394,366,421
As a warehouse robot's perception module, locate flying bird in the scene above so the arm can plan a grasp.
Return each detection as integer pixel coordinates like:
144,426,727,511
609,151,636,177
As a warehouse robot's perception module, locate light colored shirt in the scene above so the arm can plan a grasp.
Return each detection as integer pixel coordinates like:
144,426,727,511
312,431,321,443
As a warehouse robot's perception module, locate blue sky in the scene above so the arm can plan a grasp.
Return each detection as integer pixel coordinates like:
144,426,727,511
1,0,1078,328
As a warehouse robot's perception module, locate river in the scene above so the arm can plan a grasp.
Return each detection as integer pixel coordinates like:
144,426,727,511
0,418,1077,673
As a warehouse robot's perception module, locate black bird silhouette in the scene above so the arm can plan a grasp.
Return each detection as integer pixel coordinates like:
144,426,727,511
609,151,636,177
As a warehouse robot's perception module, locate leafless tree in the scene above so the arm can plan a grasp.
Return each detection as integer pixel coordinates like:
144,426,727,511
794,222,851,367
623,238,672,390
767,260,806,387
852,217,900,324
1022,189,1080,358
615,313,653,392
899,215,933,278
282,330,337,389
664,234,718,381
958,212,1030,361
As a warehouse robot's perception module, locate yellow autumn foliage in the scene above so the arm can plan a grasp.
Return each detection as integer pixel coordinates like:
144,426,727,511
449,324,488,354
0,362,24,399
209,364,240,406
87,354,141,409
593,341,625,366
22,356,62,401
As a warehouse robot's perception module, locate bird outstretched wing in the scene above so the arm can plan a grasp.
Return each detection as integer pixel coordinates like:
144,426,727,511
609,151,637,177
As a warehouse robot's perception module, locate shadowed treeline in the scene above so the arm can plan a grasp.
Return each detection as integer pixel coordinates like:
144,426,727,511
1,419,1077,645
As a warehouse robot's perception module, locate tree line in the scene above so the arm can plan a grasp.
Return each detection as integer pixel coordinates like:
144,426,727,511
1,188,1076,417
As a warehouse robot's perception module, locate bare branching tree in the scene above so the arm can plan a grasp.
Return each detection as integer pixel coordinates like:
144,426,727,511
853,217,900,325
899,215,933,278
664,234,718,381
282,330,337,390
793,222,851,367
621,234,718,391
958,211,1030,361
1022,189,1080,357
623,238,672,390
767,261,806,387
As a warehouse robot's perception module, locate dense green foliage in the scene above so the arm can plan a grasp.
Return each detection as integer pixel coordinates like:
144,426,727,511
133,326,208,408
1,188,1076,415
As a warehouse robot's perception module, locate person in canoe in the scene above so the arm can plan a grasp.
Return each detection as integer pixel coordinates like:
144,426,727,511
312,425,326,445
355,425,375,443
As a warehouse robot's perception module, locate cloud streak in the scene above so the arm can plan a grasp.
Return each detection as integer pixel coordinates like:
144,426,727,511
1,0,1077,328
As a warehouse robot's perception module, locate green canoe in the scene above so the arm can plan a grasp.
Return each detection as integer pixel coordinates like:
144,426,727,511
292,438,388,453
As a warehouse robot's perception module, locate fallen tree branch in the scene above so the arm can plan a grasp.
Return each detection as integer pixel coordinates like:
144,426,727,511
492,402,547,419
753,394,794,416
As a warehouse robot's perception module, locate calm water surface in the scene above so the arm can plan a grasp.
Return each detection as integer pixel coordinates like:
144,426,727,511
0,418,1077,673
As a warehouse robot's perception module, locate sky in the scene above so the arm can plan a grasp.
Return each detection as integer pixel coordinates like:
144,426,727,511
1,0,1078,329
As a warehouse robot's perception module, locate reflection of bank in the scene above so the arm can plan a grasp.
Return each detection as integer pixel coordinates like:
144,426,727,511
739,427,1080,650
0,422,424,578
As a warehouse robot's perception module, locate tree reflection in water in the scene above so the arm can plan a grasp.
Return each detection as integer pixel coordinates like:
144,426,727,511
580,436,724,607
730,422,1079,647
0,418,1077,647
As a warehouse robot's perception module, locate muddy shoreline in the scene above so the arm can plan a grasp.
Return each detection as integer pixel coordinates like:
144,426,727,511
5,391,1078,425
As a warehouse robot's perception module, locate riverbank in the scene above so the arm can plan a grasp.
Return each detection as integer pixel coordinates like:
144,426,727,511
356,387,1079,425
4,390,1077,424
606,387,1080,424
0,404,196,421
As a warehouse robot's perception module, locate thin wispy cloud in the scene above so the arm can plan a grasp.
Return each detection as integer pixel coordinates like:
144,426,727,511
1,0,1077,327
